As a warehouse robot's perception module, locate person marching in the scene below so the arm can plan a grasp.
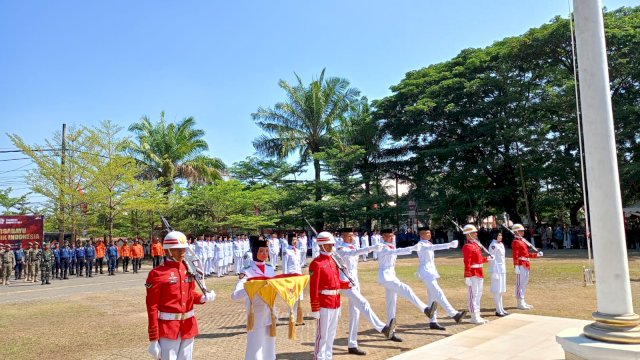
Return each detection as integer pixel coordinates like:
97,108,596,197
309,231,351,360
146,230,215,360
335,227,397,355
281,233,305,325
415,226,467,330
511,223,543,310
231,235,277,360
462,224,493,324
377,229,437,333
488,232,508,316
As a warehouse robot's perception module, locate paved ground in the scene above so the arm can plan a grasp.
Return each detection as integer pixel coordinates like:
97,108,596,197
1,250,629,360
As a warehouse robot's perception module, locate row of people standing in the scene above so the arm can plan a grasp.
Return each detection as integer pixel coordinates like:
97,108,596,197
191,235,251,277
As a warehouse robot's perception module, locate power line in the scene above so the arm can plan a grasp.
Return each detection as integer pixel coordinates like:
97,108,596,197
0,157,31,162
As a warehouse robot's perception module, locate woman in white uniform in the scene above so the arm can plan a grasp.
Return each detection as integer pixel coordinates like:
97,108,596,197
488,232,508,316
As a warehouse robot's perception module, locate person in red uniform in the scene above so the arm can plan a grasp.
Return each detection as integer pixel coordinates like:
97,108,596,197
511,223,543,310
461,224,493,324
145,230,216,360
309,231,351,360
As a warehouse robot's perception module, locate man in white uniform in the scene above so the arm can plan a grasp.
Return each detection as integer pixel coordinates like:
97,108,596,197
281,233,305,324
268,233,280,271
233,236,244,274
231,235,276,360
415,226,466,330
336,227,398,355
378,228,437,336
214,238,224,277
371,230,381,261
488,232,508,316
298,232,308,268
359,232,370,262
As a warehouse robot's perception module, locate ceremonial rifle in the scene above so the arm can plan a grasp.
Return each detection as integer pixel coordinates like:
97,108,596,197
445,215,491,256
502,212,539,252
160,215,208,294
303,218,356,286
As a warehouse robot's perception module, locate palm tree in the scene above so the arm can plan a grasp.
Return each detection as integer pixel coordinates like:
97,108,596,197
125,112,226,193
252,69,359,230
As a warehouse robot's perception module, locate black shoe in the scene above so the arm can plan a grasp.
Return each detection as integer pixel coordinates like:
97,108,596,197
381,317,396,340
41,282,45,285
429,322,446,330
390,334,403,342
348,348,367,355
424,302,438,319
495,311,507,317
453,310,467,324
502,310,510,315
46,281,50,284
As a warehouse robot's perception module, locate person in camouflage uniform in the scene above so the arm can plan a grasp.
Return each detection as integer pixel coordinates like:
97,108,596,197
2,244,16,285
39,243,53,285
30,242,41,283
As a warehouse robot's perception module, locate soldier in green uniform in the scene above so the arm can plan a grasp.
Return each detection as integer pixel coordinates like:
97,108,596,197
31,242,41,283
2,244,16,286
40,242,53,285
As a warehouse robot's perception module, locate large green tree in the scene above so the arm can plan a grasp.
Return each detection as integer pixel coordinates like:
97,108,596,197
252,69,359,230
125,112,226,194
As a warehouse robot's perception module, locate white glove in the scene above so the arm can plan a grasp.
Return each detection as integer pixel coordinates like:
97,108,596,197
147,340,161,359
514,266,521,274
310,311,320,319
487,255,495,261
449,240,459,249
537,251,544,257
464,277,472,286
200,291,216,303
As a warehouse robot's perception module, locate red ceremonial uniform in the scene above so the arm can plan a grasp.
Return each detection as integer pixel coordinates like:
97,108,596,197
309,254,350,312
512,238,538,270
145,260,204,341
462,241,489,278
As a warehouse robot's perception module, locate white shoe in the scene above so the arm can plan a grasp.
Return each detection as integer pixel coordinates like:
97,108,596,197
517,299,533,310
470,313,488,324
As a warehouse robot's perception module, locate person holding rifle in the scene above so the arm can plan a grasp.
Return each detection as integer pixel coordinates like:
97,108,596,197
511,223,543,310
309,231,351,360
145,230,215,360
462,224,494,324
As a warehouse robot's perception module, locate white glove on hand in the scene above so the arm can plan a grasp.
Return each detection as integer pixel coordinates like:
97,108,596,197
450,240,459,249
487,255,495,261
514,266,521,274
310,311,320,319
537,251,544,257
464,277,472,286
147,340,161,359
201,291,216,303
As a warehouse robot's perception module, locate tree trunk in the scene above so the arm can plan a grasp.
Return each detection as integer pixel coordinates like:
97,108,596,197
364,180,372,231
313,158,324,231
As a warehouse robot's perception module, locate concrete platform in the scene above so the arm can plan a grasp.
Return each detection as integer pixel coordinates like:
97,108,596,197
389,313,591,360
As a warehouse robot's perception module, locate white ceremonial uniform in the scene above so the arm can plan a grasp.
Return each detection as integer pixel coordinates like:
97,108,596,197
195,240,204,265
377,243,428,322
298,236,308,268
360,235,370,262
371,234,381,260
488,239,507,314
231,261,276,360
311,237,319,259
282,244,304,315
268,238,279,270
336,241,387,349
207,241,215,275
214,241,224,277
416,240,459,322
225,241,232,274
233,240,243,274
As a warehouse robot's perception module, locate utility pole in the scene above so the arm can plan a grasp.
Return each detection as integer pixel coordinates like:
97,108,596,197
58,123,66,243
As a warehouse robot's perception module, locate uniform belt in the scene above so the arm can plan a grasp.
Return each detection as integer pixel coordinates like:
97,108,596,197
518,257,530,262
158,310,194,321
320,289,340,295
470,264,483,268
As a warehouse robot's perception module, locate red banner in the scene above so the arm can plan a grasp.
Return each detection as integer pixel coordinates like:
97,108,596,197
0,215,44,250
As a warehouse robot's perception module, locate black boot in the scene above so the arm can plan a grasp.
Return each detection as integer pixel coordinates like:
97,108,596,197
390,334,403,342
424,302,438,319
348,348,367,355
453,310,467,323
429,322,446,330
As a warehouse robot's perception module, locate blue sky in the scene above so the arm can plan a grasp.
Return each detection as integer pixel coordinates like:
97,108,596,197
0,0,637,205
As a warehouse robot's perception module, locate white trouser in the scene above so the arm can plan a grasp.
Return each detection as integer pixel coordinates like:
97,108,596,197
343,287,386,348
361,252,368,262
315,307,340,360
159,336,194,360
382,279,427,323
372,250,378,260
216,262,224,277
204,259,210,274
421,277,457,322
269,252,278,269
235,256,243,273
515,266,529,300
491,272,506,313
467,276,483,314
299,250,306,267
245,325,276,360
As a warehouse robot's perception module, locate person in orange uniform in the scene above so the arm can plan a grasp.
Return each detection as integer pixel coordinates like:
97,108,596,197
132,239,144,273
146,230,215,360
121,240,132,272
309,231,351,360
152,238,165,268
511,223,543,310
95,239,106,275
461,224,493,324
